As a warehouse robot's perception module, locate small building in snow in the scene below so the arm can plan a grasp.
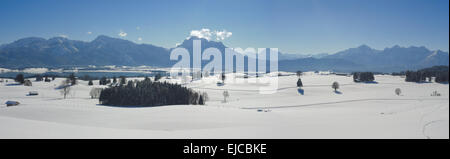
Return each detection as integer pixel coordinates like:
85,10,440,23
5,101,20,107
29,91,39,96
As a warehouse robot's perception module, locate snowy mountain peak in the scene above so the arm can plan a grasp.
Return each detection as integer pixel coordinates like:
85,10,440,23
357,44,372,50
177,36,227,50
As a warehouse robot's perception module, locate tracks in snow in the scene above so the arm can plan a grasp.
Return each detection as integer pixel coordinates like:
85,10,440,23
240,98,449,109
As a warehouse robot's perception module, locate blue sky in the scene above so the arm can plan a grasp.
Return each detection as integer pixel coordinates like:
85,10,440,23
0,0,448,54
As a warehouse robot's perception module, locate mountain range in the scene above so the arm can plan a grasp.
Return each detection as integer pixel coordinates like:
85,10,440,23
0,35,448,73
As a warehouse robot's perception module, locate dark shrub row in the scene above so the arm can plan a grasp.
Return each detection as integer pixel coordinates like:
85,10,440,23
99,79,205,107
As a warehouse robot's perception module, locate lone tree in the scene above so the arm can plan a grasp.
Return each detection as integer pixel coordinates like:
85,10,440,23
99,80,203,106
353,72,375,82
220,73,226,83
35,74,43,81
223,90,230,103
297,78,303,87
15,74,25,84
44,76,51,82
59,79,71,99
435,71,449,83
332,81,339,92
395,88,401,96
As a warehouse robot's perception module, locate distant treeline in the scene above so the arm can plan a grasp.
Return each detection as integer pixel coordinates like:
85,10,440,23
0,71,167,79
99,79,205,107
393,65,449,83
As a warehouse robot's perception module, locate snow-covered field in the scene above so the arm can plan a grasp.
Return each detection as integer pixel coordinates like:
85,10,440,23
0,73,448,139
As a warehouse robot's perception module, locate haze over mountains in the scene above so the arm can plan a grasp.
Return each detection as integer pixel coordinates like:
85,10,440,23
0,35,448,73
280,44,449,72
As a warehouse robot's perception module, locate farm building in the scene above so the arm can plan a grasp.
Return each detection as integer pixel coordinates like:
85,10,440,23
5,101,20,107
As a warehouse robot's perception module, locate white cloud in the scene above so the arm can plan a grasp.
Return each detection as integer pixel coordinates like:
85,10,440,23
87,31,92,35
189,28,213,40
188,28,232,41
136,26,141,30
215,30,232,40
118,30,127,37
138,37,143,41
59,34,68,38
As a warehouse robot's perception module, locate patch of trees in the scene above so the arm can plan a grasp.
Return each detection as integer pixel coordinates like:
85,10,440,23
404,66,448,83
68,73,77,85
353,72,375,82
35,74,43,81
420,66,449,83
99,77,112,85
395,88,401,96
405,71,428,82
297,78,303,87
435,72,449,83
99,80,206,107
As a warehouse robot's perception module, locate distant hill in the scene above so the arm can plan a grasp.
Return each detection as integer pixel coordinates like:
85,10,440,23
321,45,449,72
0,35,447,73
279,45,448,73
0,35,171,68
419,65,449,73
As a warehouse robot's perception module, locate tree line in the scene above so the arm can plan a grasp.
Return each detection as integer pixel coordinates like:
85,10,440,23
352,72,375,82
99,79,205,107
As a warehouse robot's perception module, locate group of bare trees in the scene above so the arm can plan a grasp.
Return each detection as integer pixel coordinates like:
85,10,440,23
59,79,72,99
58,73,78,99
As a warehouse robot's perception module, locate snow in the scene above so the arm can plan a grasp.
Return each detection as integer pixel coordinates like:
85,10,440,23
0,73,448,139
